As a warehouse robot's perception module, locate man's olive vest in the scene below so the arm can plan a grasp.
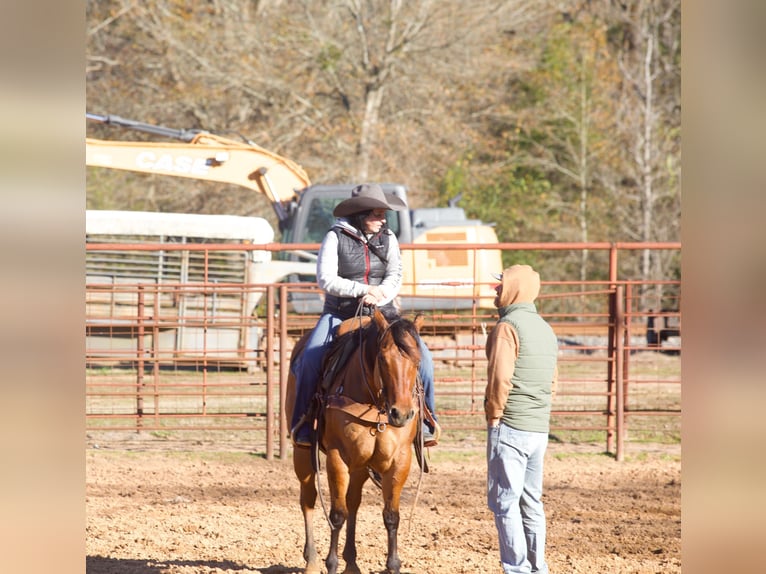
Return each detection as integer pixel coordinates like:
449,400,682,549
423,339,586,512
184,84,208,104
498,302,558,433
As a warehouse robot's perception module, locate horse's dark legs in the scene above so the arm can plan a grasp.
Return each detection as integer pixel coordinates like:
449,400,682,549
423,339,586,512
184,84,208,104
381,462,409,574
325,450,350,574
326,506,344,574
340,471,366,574
294,448,321,574
383,506,402,574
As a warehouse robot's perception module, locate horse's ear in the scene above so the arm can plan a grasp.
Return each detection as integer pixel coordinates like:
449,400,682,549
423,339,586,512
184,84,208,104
373,308,389,331
413,313,425,333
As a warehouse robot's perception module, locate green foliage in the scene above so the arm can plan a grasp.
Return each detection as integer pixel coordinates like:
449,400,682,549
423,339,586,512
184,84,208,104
440,159,555,239
439,157,567,273
317,43,343,71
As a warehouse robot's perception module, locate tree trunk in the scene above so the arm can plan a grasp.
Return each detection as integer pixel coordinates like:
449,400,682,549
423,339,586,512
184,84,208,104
639,27,656,311
357,84,384,182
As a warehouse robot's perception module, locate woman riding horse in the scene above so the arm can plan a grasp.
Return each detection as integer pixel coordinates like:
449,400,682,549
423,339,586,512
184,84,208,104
290,183,440,448
287,307,425,574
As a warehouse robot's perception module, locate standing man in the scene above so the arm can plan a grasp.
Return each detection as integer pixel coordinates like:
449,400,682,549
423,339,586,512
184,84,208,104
485,264,558,574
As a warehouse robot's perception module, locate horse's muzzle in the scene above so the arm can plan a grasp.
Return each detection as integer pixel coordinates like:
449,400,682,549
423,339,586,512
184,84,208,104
387,407,415,427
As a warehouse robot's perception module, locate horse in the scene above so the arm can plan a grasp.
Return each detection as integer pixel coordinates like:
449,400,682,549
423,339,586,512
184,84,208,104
285,308,425,574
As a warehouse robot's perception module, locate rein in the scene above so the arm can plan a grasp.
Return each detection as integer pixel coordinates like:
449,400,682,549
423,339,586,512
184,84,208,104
356,306,383,412
354,303,405,420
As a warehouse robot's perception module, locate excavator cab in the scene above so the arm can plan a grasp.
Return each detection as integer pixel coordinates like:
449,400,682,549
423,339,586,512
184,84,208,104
287,183,409,247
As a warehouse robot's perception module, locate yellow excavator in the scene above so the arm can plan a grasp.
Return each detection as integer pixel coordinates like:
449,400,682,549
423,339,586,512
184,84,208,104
86,113,502,312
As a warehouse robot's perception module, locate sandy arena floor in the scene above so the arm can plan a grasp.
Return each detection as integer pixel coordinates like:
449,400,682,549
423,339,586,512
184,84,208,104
85,437,680,574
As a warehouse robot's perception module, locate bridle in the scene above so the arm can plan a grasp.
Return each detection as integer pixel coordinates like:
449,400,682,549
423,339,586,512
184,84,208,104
352,303,419,419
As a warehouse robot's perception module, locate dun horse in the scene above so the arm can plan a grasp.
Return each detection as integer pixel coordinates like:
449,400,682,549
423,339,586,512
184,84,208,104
286,309,424,574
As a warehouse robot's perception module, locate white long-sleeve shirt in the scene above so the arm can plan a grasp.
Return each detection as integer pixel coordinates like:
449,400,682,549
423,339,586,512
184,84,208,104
316,218,402,307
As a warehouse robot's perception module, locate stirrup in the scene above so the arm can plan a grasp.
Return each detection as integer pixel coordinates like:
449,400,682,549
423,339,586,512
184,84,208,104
290,416,312,448
424,420,442,447
291,432,311,448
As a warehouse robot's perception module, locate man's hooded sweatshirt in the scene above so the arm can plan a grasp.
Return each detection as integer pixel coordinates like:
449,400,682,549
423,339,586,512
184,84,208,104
484,265,559,433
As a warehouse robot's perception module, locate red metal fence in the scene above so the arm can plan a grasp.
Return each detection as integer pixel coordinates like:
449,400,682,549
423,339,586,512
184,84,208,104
86,241,681,461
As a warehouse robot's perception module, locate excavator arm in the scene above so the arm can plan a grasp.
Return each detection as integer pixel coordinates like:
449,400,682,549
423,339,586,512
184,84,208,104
86,113,311,222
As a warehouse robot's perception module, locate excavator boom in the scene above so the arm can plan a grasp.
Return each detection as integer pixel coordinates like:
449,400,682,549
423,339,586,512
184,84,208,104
86,112,503,312
86,114,311,222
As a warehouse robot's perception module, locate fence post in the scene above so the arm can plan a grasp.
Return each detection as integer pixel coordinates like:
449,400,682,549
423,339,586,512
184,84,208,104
279,285,289,460
606,245,618,453
136,286,145,432
152,285,161,427
615,285,626,461
266,285,276,461
623,283,633,409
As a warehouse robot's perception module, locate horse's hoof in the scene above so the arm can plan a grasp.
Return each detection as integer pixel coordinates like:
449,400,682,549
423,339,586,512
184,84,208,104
341,566,362,574
304,564,321,574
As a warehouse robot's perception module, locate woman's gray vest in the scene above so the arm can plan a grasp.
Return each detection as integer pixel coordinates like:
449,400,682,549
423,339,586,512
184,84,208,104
322,227,396,320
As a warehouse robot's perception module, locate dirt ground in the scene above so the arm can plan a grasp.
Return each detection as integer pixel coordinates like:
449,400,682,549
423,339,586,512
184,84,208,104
85,435,680,574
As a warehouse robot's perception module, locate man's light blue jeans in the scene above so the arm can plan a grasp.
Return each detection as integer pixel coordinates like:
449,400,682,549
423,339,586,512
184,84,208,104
487,423,549,574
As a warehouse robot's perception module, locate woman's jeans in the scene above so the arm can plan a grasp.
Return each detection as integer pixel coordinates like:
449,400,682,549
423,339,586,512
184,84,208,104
291,313,438,434
487,423,549,574
290,313,342,433
416,337,438,433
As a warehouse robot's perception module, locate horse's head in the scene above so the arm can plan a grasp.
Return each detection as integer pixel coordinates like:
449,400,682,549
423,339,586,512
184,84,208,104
371,309,424,428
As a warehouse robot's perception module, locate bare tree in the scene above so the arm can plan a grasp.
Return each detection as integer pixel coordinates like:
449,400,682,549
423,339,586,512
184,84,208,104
288,1,558,197
87,0,557,211
606,0,681,306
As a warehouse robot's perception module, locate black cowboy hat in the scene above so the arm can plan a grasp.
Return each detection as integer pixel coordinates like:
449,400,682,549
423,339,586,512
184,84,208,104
333,183,408,217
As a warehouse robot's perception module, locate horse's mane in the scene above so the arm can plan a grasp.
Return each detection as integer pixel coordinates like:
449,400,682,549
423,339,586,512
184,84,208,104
384,317,421,362
332,314,421,364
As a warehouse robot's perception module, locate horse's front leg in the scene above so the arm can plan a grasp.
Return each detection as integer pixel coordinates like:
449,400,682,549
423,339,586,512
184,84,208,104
325,449,350,574
382,504,401,574
381,456,413,574
340,470,367,574
293,448,321,574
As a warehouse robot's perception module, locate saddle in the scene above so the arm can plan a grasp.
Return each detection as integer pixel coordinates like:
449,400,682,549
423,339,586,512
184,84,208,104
319,316,371,394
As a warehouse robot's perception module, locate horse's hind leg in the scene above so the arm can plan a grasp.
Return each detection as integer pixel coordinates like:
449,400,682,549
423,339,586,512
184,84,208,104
301,493,321,574
294,448,321,574
339,470,367,574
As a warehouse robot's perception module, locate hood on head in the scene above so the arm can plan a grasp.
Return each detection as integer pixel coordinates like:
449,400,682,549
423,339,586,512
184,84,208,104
494,264,541,307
